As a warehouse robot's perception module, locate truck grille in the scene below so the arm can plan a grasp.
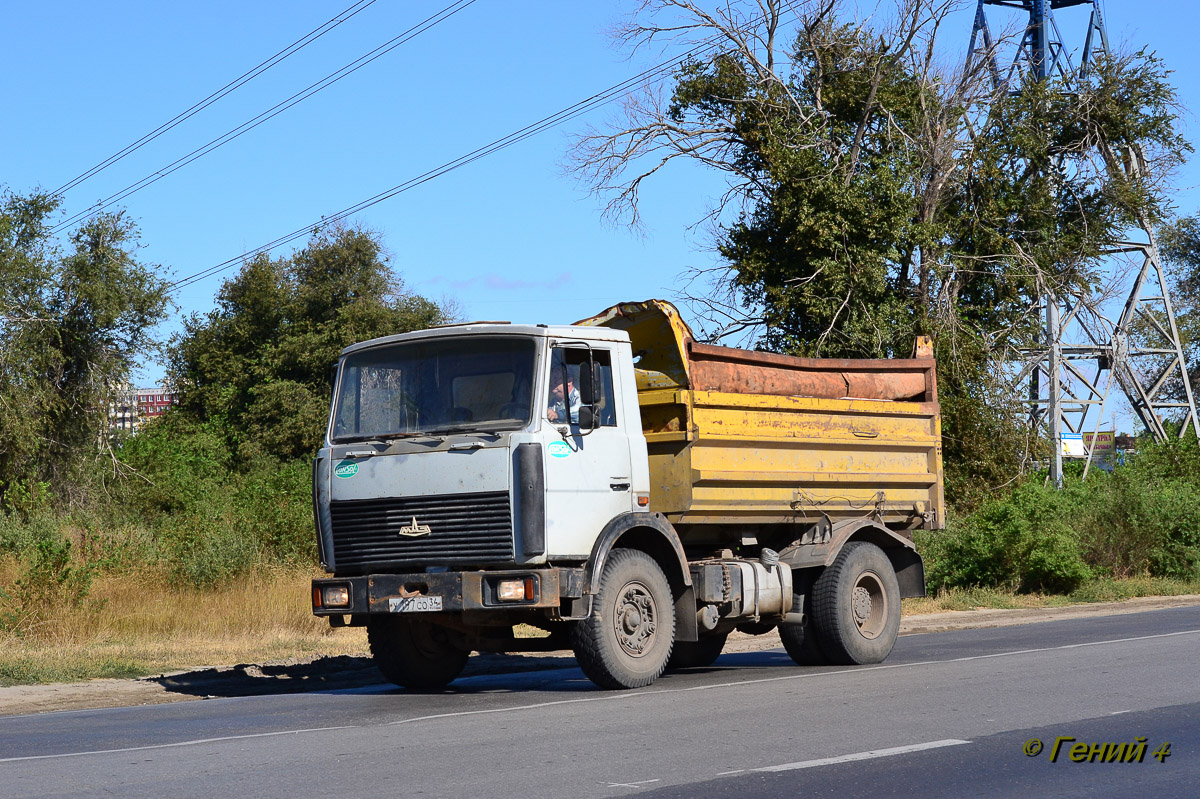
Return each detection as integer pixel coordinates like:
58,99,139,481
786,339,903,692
329,491,513,572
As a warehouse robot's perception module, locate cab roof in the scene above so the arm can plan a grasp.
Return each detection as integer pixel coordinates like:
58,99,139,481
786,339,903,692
339,322,630,358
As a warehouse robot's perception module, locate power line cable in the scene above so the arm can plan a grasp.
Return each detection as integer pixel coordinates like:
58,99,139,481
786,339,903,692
168,37,727,291
167,1,814,291
53,0,477,234
51,0,380,198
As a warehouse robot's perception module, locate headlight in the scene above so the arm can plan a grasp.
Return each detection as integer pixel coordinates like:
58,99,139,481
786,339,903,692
319,584,350,608
496,577,536,602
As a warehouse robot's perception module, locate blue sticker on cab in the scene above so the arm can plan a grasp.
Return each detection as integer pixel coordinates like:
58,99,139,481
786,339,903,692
547,441,572,459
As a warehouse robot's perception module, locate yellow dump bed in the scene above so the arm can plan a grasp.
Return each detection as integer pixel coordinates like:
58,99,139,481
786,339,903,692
579,300,945,532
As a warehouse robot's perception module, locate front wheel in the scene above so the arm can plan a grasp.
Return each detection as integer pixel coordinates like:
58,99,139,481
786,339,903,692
570,549,676,689
367,616,469,690
810,541,901,665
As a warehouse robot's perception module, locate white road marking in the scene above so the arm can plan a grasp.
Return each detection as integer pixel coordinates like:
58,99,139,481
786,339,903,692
5,627,1198,763
602,779,660,788
751,739,971,773
0,726,358,763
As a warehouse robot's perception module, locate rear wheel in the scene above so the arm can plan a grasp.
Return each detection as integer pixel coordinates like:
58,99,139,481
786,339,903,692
367,616,469,690
571,549,675,689
667,632,727,669
810,542,901,665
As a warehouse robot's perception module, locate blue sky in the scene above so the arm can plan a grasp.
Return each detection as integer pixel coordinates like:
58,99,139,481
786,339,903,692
3,0,1198,434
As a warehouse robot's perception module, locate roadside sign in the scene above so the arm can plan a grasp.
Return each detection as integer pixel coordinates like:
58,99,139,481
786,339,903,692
1061,433,1085,458
1084,431,1116,470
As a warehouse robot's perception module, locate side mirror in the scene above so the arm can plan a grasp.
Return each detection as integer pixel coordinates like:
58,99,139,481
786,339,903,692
577,361,597,404
576,405,595,430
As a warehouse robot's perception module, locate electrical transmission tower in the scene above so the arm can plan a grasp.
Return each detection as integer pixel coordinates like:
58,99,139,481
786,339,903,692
968,0,1199,484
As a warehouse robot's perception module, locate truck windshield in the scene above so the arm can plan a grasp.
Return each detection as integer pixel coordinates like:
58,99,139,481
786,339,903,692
331,336,536,442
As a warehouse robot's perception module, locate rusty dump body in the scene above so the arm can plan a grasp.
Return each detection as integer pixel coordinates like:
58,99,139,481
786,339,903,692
578,300,945,538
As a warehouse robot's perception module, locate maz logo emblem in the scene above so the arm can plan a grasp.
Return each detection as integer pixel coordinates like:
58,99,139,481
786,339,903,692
398,516,432,537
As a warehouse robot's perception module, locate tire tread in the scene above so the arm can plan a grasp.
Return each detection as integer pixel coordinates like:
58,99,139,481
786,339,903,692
570,549,675,689
810,541,900,666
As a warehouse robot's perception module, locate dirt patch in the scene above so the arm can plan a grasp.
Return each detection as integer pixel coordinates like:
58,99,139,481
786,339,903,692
4,594,1198,717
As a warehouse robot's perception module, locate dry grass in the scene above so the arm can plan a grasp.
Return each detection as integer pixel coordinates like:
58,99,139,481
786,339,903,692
0,563,366,686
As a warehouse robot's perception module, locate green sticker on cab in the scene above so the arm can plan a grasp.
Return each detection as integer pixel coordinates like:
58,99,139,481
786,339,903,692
334,460,360,478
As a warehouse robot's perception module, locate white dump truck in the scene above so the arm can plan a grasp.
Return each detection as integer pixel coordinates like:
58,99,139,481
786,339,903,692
311,300,943,689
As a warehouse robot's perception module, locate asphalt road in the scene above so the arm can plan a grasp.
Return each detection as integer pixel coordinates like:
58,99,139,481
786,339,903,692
3,606,1199,798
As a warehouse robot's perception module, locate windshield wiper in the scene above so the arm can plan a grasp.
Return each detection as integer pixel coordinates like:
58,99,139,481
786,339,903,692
427,426,506,439
335,432,440,444
429,426,475,436
336,427,506,445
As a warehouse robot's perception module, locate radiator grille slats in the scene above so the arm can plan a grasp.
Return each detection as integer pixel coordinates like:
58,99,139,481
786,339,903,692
330,491,512,571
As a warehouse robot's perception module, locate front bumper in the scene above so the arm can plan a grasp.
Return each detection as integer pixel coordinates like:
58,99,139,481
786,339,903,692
312,568,586,617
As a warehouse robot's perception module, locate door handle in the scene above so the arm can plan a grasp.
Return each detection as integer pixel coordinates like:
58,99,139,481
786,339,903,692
610,482,630,491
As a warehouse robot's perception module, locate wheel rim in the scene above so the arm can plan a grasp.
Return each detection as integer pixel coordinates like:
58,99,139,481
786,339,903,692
613,580,657,657
851,571,887,640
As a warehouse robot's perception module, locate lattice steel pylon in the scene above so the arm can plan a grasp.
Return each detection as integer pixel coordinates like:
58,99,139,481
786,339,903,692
968,0,1199,484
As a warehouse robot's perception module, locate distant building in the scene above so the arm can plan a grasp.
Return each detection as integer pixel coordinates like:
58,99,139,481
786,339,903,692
109,385,178,433
137,387,176,420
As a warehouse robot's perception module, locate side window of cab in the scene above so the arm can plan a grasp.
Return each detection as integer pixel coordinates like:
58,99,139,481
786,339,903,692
546,347,617,426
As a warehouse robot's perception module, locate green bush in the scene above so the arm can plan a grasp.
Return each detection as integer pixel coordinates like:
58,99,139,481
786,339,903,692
922,481,1093,593
108,415,315,587
232,457,314,563
0,508,63,559
924,436,1200,594
1,478,52,520
1073,470,1200,580
0,538,94,636
116,414,232,515
166,519,259,588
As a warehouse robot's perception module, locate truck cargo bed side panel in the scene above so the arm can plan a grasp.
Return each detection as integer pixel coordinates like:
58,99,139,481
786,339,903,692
648,391,943,530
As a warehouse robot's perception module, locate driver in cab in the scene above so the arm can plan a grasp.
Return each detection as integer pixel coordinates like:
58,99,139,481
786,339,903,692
547,370,580,424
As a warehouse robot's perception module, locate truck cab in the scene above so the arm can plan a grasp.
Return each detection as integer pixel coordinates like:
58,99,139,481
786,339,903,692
314,322,651,574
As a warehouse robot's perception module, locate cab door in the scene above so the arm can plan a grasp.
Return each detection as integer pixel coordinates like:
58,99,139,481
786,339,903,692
540,343,633,558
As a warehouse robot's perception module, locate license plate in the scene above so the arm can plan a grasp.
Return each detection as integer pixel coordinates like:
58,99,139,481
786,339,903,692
389,595,443,613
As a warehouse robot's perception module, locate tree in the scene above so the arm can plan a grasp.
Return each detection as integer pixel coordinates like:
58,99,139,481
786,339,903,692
0,192,55,499
170,223,445,461
0,190,170,503
571,0,1190,504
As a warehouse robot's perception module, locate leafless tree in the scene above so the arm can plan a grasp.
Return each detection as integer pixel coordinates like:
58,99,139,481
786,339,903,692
572,0,1016,345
